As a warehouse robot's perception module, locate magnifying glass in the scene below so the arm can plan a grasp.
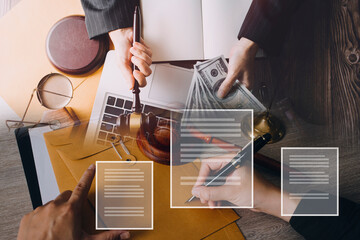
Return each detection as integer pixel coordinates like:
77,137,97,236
6,73,74,130
36,73,73,109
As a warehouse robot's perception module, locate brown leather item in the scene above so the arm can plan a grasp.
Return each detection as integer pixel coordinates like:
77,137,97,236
46,15,108,75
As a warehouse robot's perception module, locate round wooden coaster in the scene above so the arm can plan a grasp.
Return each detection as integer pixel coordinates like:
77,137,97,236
46,15,108,75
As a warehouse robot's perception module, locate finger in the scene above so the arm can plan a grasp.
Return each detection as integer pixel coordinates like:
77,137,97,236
18,214,32,240
133,70,147,87
194,161,211,187
69,164,96,206
130,47,152,65
139,39,152,53
192,185,232,202
54,190,72,204
89,230,130,240
216,70,241,99
194,156,232,187
208,200,217,209
133,42,153,58
33,200,51,214
131,56,152,77
118,62,135,90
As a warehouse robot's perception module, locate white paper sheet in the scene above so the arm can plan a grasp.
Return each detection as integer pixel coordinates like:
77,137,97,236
202,0,252,59
29,126,59,204
141,0,204,61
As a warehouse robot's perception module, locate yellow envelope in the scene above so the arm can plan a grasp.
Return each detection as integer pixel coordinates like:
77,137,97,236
44,126,244,239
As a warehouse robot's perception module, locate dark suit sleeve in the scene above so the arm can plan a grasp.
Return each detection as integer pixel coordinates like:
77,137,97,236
81,0,140,39
290,197,360,240
238,0,303,55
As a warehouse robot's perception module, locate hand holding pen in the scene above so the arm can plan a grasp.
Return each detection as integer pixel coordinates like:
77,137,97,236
190,153,253,208
108,6,153,89
187,134,271,207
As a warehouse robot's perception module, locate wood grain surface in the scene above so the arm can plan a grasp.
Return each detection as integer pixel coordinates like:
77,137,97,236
1,0,360,240
329,0,360,142
276,0,360,144
0,99,32,240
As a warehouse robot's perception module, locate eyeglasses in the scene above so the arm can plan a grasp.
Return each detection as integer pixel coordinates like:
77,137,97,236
5,73,87,131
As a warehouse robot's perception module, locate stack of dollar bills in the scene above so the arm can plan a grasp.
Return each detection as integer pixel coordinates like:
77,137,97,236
185,55,266,114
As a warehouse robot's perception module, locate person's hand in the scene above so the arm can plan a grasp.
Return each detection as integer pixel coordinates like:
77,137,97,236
109,27,153,89
191,153,300,222
191,153,254,208
217,38,258,99
17,164,130,240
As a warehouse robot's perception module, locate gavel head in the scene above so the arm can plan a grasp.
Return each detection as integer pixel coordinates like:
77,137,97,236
115,110,181,165
116,111,157,136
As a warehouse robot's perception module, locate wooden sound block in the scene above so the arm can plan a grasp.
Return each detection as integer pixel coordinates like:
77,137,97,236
46,15,108,75
136,121,181,165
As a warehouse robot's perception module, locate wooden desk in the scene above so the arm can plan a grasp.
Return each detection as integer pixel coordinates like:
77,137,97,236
231,1,360,238
1,0,360,239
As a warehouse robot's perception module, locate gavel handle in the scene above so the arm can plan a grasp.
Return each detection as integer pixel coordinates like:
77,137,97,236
132,81,141,113
132,6,142,113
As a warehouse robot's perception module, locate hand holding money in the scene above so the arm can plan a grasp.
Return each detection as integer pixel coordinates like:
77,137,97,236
185,54,265,114
217,38,259,98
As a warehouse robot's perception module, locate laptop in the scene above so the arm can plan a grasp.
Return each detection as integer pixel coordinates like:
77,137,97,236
85,50,194,146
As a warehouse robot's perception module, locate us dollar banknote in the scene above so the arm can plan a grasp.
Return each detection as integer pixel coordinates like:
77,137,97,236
185,55,266,113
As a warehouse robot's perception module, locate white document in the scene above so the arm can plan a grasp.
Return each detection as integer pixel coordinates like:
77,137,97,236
141,0,255,61
281,148,339,216
170,109,253,208
141,0,204,61
96,161,153,230
202,0,252,59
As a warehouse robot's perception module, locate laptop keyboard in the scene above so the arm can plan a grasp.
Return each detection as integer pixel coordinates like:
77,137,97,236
96,94,174,146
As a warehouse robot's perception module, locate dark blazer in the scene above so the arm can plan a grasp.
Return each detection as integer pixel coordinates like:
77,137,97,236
81,0,139,39
238,0,303,55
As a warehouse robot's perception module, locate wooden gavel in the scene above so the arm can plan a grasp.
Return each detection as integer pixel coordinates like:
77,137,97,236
116,6,156,136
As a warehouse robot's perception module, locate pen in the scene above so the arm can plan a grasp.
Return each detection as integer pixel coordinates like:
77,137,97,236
185,133,272,203
187,127,284,173
132,5,142,113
